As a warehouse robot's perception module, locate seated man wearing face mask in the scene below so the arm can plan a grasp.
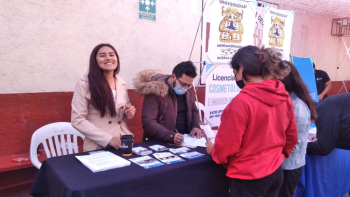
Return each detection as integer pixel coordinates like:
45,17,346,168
134,61,202,145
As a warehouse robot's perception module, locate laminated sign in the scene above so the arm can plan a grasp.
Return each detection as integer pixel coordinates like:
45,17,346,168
262,6,295,60
139,0,156,21
206,0,257,63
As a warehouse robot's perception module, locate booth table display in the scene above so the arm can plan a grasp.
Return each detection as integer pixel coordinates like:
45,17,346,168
296,148,350,197
30,141,229,197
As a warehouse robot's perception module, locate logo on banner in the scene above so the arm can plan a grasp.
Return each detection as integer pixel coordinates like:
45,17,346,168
219,7,244,43
268,16,285,47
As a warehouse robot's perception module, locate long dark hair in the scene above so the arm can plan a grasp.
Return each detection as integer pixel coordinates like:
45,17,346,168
230,46,290,81
281,61,317,120
88,43,120,117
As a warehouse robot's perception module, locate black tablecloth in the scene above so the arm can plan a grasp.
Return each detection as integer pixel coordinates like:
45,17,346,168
30,141,229,197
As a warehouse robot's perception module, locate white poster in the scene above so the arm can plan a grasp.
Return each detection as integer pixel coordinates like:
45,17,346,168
207,0,257,63
255,1,278,30
254,2,278,46
204,64,240,127
261,6,295,60
201,0,257,84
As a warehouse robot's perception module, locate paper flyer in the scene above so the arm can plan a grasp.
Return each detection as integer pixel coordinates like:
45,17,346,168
169,147,190,155
153,152,184,164
179,151,205,160
129,156,164,169
132,147,153,156
149,145,168,152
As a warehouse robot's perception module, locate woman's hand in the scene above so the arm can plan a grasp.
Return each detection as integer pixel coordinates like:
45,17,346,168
125,104,136,118
109,137,122,150
206,139,214,155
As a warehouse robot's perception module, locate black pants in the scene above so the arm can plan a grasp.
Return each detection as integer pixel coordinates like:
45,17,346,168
277,167,303,197
229,165,283,197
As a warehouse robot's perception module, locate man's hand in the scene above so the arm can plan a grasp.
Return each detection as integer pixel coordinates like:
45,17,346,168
318,94,325,101
125,104,136,118
109,137,122,150
205,139,214,155
189,128,203,139
174,133,184,145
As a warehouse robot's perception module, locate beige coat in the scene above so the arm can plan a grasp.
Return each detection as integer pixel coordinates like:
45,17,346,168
71,75,132,152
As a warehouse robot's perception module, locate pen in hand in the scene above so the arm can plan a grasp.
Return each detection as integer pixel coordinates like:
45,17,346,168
173,127,184,145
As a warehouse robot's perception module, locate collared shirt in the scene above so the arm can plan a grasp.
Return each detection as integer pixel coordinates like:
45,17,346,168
282,93,311,170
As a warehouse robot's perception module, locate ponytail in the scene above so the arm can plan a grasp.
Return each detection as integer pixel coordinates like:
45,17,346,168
230,45,290,81
261,47,290,80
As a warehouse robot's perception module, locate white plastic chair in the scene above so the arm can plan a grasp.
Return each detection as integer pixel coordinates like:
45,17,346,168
195,101,205,123
30,122,85,169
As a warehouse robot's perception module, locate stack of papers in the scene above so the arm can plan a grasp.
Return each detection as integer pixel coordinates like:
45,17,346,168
153,152,184,164
182,134,206,148
129,156,164,169
76,151,130,173
180,151,205,160
149,145,168,151
132,147,153,156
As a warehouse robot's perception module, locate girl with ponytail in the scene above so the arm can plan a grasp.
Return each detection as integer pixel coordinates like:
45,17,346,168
206,45,298,197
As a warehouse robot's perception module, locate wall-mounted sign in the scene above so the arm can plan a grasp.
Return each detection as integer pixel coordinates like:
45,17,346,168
139,0,156,21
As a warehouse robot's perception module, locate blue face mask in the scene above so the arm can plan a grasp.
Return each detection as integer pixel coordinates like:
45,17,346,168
172,85,186,95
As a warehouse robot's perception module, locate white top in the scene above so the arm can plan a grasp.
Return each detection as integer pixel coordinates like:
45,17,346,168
112,90,116,99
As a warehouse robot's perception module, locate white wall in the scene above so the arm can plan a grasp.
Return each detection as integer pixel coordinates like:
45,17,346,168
1,0,350,94
270,0,350,85
285,7,350,83
0,0,202,93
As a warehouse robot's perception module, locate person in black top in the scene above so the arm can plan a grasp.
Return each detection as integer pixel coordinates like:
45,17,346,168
313,63,332,101
307,93,350,155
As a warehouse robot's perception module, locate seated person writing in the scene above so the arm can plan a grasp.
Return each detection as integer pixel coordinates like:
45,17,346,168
134,61,202,145
307,93,350,155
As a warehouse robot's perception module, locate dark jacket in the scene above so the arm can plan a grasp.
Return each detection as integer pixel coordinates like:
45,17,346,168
307,93,350,155
133,70,200,143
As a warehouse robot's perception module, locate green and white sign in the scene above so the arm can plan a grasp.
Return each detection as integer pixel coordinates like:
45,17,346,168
139,0,156,21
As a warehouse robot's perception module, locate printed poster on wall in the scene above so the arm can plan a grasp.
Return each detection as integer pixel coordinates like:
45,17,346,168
261,6,294,60
206,0,257,64
200,0,257,84
204,64,241,127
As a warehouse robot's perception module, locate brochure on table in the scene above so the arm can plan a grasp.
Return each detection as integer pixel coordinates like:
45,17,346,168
153,152,184,164
169,147,190,155
149,145,168,151
129,156,164,169
132,147,153,156
180,151,205,160
76,151,130,173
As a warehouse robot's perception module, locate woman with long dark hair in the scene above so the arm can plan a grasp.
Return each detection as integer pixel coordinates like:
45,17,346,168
71,43,136,151
206,46,298,197
278,61,316,197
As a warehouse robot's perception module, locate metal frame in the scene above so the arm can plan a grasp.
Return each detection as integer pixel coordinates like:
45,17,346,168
331,18,350,37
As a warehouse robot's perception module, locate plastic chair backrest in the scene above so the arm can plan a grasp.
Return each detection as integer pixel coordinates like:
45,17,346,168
195,101,205,123
30,122,85,169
